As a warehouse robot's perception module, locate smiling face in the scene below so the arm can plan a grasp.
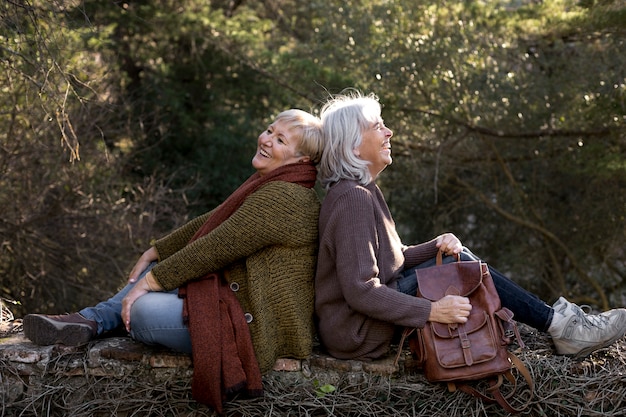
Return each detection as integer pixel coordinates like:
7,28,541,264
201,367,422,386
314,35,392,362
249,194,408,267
251,119,309,176
353,117,393,180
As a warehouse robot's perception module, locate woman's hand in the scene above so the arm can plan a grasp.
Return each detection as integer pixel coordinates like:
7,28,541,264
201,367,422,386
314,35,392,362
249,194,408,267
121,271,163,332
435,233,463,256
128,247,159,284
428,295,472,324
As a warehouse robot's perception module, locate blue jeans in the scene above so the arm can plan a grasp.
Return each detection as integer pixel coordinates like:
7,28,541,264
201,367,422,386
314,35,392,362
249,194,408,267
79,262,192,353
396,248,554,332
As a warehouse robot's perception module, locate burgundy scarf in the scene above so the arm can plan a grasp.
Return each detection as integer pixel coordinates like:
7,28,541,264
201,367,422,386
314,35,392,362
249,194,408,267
178,162,317,413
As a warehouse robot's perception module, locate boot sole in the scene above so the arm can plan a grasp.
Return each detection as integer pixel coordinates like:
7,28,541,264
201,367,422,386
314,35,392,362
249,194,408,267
23,314,93,347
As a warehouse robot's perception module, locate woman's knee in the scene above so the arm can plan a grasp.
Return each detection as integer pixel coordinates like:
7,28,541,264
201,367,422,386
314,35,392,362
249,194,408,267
130,294,157,328
130,292,183,331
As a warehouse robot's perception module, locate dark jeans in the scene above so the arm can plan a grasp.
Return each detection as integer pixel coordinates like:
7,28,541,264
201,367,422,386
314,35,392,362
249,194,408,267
396,248,553,332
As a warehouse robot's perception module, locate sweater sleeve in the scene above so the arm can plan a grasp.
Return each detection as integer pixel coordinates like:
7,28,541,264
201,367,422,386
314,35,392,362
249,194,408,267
150,182,315,291
327,186,431,329
402,238,440,269
153,211,213,261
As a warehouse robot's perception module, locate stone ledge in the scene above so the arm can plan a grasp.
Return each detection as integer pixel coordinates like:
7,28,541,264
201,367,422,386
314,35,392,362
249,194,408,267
0,332,407,378
4,327,626,417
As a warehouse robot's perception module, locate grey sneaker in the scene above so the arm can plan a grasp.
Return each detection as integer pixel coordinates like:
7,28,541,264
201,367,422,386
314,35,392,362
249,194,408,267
23,313,97,347
550,297,626,358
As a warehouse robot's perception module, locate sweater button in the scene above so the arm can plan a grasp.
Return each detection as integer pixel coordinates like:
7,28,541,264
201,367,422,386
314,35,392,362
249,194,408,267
244,313,253,323
230,282,239,292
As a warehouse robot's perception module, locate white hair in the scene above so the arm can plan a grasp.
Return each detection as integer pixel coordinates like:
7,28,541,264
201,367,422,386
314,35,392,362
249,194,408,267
318,91,381,190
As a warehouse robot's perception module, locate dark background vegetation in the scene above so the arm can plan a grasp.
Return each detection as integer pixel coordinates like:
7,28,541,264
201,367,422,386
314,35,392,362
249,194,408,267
1,0,624,318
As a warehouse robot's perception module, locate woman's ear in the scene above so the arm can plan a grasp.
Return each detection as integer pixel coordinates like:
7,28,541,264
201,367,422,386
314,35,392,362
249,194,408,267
299,156,311,163
352,147,360,157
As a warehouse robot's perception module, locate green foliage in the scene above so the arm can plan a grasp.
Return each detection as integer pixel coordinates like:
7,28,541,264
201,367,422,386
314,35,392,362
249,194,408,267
305,0,625,306
312,379,337,398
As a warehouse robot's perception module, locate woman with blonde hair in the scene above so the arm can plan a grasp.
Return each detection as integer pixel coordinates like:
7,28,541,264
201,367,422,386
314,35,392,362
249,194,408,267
24,109,324,413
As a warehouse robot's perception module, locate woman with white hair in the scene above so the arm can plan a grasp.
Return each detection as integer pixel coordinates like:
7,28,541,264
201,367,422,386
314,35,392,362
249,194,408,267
314,90,626,361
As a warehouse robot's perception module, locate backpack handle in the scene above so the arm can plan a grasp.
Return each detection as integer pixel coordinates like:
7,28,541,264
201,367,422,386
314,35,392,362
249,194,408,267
436,250,460,265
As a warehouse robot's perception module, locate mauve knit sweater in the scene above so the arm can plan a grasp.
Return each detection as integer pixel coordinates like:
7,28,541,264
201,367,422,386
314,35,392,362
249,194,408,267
315,179,440,360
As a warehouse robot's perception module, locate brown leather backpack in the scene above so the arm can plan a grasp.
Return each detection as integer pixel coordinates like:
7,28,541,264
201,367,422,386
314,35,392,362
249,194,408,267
397,251,534,413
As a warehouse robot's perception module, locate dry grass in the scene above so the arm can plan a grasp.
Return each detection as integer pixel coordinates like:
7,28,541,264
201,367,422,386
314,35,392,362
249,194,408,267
236,326,626,417
2,302,626,417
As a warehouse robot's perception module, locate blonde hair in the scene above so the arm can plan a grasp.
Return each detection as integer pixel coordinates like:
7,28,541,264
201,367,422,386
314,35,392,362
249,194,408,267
274,109,324,164
318,91,382,190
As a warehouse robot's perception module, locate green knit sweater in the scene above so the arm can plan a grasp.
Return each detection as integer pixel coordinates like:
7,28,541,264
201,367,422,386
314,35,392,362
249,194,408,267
149,181,320,373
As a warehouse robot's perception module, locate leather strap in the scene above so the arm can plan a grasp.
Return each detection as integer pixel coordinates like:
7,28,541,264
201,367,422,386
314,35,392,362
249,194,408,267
436,250,459,265
394,327,415,367
455,352,534,414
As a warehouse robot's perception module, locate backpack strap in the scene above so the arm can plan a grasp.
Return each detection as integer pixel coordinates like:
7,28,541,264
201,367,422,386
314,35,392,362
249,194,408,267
496,307,526,348
394,327,415,367
454,352,534,414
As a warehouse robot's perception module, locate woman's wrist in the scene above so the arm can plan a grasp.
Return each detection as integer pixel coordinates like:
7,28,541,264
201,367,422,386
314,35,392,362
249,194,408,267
143,246,159,262
144,272,162,292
